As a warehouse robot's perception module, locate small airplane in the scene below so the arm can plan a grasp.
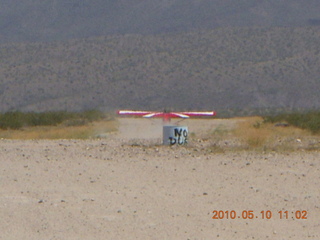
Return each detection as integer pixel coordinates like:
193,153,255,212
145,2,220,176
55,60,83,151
117,109,216,122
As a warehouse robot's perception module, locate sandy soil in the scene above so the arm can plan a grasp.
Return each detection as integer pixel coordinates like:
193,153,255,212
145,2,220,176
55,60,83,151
0,119,319,239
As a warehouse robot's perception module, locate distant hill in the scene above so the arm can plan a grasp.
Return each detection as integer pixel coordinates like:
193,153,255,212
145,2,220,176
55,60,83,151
1,0,320,43
1,27,320,115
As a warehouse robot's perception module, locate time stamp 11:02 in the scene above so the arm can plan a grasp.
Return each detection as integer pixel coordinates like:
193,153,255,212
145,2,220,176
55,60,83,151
212,210,308,220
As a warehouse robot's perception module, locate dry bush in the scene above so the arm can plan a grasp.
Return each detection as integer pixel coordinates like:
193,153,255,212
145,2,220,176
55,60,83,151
232,116,269,148
232,116,313,151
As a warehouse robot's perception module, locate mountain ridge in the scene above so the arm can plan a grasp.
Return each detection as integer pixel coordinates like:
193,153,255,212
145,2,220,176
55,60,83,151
1,0,320,43
1,27,320,115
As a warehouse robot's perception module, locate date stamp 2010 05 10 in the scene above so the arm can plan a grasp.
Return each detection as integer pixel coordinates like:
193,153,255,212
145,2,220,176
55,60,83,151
212,210,308,220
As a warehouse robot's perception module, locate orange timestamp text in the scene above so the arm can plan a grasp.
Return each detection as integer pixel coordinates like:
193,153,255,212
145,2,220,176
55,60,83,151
212,210,308,220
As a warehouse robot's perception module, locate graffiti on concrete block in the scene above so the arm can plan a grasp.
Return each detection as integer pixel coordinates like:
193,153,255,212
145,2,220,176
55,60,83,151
169,127,188,145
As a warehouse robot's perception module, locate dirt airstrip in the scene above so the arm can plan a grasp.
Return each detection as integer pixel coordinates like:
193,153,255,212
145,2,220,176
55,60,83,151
0,118,319,239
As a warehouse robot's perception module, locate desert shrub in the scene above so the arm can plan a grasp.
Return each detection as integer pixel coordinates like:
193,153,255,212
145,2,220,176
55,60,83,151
79,110,105,121
25,111,76,126
0,110,106,130
0,111,24,129
233,116,271,149
264,111,320,134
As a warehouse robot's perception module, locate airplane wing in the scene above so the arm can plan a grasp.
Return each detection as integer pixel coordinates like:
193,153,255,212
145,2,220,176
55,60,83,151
142,112,163,118
170,112,190,118
180,111,216,117
117,110,216,119
117,110,166,118
117,110,154,116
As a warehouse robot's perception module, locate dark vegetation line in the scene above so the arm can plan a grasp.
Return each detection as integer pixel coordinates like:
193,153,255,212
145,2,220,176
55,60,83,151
0,109,319,135
0,110,107,130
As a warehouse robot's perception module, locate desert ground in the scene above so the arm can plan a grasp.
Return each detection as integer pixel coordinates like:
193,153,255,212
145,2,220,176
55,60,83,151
0,118,319,239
